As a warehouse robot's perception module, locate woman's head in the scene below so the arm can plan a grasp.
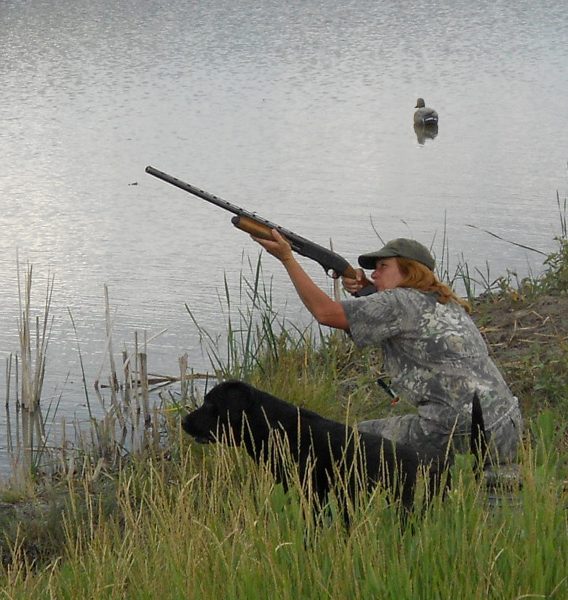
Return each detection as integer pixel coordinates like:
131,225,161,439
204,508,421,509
359,238,435,292
359,237,470,311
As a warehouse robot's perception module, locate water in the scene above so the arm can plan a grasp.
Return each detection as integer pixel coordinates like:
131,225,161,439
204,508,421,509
1,0,567,475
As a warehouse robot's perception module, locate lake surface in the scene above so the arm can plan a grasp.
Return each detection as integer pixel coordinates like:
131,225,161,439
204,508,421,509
1,0,567,475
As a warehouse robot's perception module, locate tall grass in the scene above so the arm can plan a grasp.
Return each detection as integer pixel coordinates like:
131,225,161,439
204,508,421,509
1,428,566,599
184,254,323,382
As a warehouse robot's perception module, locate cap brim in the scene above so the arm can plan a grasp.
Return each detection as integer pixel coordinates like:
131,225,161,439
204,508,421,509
358,250,396,270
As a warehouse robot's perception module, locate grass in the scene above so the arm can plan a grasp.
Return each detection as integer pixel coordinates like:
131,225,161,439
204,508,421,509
1,435,566,599
1,204,568,597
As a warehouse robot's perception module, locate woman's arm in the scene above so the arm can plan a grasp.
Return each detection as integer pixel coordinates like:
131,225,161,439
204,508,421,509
252,229,350,330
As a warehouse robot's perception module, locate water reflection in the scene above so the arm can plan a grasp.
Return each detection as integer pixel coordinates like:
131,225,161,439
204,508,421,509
4,400,47,477
414,123,439,145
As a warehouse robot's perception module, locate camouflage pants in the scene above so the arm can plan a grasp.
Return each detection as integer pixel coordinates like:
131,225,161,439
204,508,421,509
357,404,523,465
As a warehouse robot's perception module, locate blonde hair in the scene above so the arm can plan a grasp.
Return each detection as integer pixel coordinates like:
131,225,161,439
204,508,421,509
395,257,472,313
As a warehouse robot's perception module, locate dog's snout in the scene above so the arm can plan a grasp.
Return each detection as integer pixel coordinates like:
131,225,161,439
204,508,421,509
181,413,192,433
181,405,219,444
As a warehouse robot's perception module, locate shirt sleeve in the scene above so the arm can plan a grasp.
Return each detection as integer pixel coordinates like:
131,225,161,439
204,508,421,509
341,289,406,347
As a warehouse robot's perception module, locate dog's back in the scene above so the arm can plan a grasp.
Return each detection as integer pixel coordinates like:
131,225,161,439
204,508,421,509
182,380,449,515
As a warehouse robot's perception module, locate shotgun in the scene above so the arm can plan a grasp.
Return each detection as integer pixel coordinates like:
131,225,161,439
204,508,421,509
145,166,358,279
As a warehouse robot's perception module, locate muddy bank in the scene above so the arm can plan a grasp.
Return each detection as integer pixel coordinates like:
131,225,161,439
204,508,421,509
475,290,568,415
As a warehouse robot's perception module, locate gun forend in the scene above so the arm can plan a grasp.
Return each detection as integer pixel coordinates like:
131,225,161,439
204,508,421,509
231,216,274,240
232,216,360,280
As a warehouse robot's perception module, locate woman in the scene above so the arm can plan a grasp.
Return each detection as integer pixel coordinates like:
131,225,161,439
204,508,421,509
253,231,522,464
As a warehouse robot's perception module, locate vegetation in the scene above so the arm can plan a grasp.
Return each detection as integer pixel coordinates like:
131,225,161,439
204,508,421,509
1,208,567,598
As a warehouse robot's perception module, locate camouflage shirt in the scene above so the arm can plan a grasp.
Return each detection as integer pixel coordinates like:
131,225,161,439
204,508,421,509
342,288,520,437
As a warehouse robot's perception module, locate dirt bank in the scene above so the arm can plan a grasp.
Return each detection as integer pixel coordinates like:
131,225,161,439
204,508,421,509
475,291,568,413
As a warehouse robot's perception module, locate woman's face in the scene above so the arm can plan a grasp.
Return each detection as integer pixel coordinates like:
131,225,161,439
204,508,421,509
371,258,405,291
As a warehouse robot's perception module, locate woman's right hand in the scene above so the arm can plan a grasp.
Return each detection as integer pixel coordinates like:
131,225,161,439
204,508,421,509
341,268,372,295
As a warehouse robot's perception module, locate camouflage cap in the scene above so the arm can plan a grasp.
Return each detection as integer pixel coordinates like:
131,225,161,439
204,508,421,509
358,238,435,271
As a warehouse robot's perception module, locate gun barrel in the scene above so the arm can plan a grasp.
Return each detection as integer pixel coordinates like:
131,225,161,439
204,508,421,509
146,165,299,238
145,166,247,217
145,165,358,279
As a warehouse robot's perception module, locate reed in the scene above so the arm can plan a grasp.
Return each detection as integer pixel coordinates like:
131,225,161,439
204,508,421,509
16,261,53,413
4,260,55,474
185,254,291,380
4,280,203,480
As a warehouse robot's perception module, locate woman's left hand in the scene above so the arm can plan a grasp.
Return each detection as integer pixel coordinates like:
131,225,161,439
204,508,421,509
252,229,294,264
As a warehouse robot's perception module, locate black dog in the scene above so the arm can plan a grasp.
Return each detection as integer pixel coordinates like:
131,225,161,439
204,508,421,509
182,380,450,519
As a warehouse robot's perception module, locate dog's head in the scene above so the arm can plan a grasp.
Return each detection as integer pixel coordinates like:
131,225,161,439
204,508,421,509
181,380,259,445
